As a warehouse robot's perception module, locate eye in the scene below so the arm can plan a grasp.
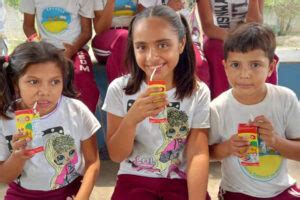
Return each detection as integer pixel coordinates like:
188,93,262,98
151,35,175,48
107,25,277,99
55,155,65,165
27,80,38,85
135,44,146,52
69,149,75,157
158,42,168,49
167,128,176,138
51,79,61,86
179,126,187,133
230,62,239,69
250,63,261,69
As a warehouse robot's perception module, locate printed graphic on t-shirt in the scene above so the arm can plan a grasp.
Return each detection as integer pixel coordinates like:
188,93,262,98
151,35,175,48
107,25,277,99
41,7,71,34
128,106,189,178
213,0,248,28
239,138,282,181
114,0,137,16
43,126,79,189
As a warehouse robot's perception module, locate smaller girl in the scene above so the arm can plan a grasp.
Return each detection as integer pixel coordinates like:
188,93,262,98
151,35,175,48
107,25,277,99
103,5,211,200
0,42,100,200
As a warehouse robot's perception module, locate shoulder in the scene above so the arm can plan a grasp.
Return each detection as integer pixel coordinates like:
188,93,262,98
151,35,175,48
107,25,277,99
210,89,231,110
194,81,211,99
60,96,91,114
108,75,130,91
267,84,298,101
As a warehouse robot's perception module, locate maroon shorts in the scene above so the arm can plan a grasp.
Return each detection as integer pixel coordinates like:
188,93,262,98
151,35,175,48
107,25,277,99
218,184,300,200
112,174,211,200
4,176,82,200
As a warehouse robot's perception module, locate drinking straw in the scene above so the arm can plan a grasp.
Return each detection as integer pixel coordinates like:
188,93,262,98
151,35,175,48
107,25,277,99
150,66,158,81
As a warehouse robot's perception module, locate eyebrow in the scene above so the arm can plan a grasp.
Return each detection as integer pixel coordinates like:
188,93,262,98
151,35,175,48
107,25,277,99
25,75,63,79
134,39,172,45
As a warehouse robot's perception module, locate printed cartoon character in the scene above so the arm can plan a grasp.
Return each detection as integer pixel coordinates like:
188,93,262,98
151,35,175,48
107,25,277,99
155,107,189,178
43,127,79,189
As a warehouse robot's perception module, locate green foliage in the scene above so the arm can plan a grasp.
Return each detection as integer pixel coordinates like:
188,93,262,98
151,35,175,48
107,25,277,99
4,0,20,8
265,0,300,35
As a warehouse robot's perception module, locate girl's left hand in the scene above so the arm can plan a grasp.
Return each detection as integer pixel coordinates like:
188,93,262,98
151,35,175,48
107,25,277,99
251,115,278,148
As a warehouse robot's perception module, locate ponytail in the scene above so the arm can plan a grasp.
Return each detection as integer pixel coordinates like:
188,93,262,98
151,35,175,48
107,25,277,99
0,56,15,119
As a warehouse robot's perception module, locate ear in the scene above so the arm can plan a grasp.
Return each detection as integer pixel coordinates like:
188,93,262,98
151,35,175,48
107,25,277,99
267,58,277,77
179,36,186,54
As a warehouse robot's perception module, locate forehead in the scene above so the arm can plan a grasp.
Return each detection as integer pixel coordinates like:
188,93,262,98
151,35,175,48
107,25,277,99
227,49,269,61
24,61,62,76
133,16,178,42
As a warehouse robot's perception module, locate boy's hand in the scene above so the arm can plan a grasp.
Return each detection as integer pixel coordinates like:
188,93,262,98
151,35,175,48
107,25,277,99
63,43,76,59
251,115,278,148
227,134,250,157
125,87,168,125
11,133,33,160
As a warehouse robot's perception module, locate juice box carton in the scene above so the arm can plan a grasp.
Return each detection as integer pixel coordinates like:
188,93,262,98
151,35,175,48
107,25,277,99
15,108,44,156
148,80,167,123
238,123,259,166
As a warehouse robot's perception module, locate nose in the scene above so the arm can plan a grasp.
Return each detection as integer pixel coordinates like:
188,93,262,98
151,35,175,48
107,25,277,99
146,47,159,63
37,83,50,96
240,66,251,79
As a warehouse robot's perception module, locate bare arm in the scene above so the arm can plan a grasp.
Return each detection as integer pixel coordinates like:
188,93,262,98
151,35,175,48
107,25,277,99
93,0,115,35
64,16,92,58
23,13,37,38
197,0,228,40
75,134,100,200
106,87,168,162
186,128,209,200
245,0,264,23
0,133,32,183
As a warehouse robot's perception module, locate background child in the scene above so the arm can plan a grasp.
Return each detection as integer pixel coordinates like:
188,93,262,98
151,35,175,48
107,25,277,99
20,0,99,112
0,42,100,200
138,0,210,87
92,0,138,82
197,0,277,99
102,5,211,200
0,0,8,56
209,23,300,199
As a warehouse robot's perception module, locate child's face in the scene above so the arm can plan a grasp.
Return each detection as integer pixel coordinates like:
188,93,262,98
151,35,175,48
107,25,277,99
223,49,275,104
132,17,185,85
16,62,63,116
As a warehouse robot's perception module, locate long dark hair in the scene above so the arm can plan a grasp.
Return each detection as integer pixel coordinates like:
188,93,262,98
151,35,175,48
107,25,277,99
0,41,78,119
124,5,196,100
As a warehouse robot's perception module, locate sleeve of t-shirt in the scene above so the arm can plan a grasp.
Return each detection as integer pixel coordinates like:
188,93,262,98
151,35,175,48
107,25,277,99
209,103,222,145
78,101,101,141
139,0,162,7
191,82,210,129
78,0,95,18
19,0,35,14
102,77,126,117
94,0,106,11
284,90,300,139
0,123,10,161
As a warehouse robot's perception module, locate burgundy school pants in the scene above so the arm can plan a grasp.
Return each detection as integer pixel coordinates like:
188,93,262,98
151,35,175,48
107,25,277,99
203,37,278,99
111,174,211,200
5,176,82,200
218,184,300,200
92,28,128,83
72,49,99,113
194,44,210,87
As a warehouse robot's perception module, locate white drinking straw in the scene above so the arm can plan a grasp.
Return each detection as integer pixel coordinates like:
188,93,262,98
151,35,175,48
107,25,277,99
150,66,158,81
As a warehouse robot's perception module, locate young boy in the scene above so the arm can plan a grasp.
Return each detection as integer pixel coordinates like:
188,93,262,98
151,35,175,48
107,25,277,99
209,22,300,199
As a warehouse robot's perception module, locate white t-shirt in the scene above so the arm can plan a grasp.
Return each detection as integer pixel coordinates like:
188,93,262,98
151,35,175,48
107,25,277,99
0,0,5,33
19,0,94,49
102,75,210,179
209,84,300,198
139,0,201,48
0,96,100,191
210,0,249,28
94,0,137,28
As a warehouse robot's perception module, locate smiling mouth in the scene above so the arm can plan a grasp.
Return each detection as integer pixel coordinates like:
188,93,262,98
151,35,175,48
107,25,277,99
149,64,164,70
